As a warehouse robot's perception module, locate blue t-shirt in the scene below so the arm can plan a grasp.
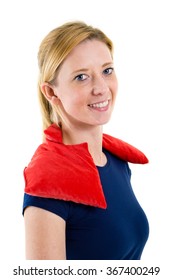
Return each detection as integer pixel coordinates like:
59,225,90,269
23,149,149,260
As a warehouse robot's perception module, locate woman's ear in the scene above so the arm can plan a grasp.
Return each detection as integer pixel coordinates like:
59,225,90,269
41,83,59,105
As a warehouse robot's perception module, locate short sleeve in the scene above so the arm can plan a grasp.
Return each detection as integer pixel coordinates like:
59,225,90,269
23,193,70,221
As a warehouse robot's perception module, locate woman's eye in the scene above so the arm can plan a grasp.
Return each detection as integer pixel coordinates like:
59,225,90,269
75,74,87,81
103,67,114,75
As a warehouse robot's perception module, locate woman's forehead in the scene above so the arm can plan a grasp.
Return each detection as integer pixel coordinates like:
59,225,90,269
61,40,112,68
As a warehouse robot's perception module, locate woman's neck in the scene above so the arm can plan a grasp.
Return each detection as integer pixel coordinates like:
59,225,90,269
61,124,107,167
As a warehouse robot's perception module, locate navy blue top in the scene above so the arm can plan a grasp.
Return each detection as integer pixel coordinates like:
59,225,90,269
23,149,149,260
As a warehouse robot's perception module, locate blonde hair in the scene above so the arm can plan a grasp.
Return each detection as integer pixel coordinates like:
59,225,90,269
37,21,114,133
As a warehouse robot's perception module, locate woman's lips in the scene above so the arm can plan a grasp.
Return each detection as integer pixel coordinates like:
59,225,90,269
88,100,110,111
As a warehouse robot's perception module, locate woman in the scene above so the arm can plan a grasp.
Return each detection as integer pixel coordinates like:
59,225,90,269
23,21,149,260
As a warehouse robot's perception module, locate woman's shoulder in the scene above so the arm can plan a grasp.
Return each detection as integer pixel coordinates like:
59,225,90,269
23,193,70,221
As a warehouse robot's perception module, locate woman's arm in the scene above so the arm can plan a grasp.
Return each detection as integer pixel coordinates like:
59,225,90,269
24,206,66,260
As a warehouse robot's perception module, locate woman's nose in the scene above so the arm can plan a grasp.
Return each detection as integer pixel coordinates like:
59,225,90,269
92,76,109,95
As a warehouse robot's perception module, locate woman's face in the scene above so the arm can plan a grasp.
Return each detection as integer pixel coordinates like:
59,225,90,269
53,39,118,129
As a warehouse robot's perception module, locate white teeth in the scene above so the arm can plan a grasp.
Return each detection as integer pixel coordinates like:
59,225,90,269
89,100,109,108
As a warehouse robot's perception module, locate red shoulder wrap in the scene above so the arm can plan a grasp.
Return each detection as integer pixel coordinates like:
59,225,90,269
24,124,148,209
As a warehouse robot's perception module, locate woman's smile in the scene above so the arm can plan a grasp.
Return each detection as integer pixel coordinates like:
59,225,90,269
88,99,110,111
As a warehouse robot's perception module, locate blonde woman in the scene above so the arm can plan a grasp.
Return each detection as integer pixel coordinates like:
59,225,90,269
23,21,149,260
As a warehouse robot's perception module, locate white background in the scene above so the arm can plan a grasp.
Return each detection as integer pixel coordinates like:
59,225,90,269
0,0,172,269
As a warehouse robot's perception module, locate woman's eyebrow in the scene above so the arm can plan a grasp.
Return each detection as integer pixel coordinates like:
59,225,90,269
71,68,89,75
71,62,114,75
102,62,114,67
